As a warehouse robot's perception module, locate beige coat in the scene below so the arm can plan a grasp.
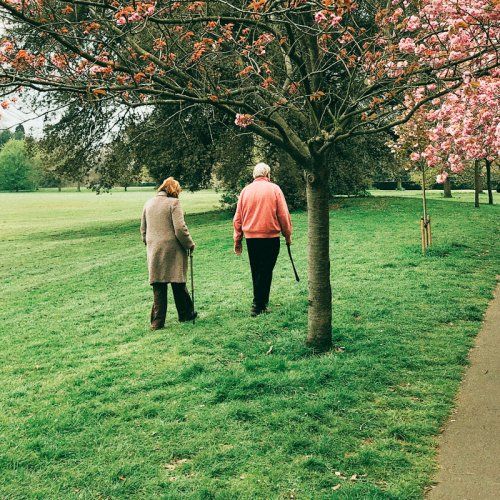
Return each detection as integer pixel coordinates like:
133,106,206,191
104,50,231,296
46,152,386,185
141,192,194,284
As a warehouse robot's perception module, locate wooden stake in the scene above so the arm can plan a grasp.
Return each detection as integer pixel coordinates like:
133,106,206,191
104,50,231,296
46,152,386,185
421,217,426,255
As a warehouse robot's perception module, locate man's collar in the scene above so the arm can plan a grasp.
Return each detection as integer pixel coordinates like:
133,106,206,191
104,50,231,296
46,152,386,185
254,176,270,182
157,191,167,196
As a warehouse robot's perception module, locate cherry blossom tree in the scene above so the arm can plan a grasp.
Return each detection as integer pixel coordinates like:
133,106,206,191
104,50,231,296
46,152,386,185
391,100,438,253
396,76,498,211
1,0,497,350
426,77,499,206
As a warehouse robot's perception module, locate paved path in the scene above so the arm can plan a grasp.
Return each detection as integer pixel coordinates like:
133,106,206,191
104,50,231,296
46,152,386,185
428,282,500,500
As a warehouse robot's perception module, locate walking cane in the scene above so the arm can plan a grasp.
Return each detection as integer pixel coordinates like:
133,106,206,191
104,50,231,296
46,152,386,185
189,249,195,324
287,243,300,282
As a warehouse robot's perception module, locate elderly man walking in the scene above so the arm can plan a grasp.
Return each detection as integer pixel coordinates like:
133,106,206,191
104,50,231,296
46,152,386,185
233,162,292,316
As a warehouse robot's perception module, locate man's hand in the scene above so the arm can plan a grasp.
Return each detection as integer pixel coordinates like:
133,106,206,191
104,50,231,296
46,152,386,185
189,244,195,254
285,235,292,246
234,240,242,255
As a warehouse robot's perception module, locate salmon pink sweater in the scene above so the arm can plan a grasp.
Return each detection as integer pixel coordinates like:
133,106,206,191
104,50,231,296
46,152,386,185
233,177,292,242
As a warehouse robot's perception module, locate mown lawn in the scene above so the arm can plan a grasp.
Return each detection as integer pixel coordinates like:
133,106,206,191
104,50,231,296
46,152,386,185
370,189,494,204
0,191,498,499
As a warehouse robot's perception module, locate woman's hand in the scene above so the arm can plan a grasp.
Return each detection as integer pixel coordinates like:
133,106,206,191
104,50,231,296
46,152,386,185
234,241,242,255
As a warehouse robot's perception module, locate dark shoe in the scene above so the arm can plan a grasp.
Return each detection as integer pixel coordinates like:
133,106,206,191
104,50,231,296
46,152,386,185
150,323,164,330
179,311,198,323
251,306,267,317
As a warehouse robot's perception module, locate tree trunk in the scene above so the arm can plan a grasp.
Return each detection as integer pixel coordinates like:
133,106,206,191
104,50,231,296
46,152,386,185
305,162,332,352
77,181,81,192
485,159,493,205
474,160,481,208
443,176,452,198
396,178,403,191
124,185,128,192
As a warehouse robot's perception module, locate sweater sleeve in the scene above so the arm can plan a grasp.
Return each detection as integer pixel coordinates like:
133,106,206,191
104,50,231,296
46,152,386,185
140,206,147,244
171,200,194,250
233,191,244,242
276,186,292,239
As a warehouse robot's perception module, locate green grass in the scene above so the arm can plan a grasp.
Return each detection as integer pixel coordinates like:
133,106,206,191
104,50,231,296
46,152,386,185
369,189,493,204
0,188,220,240
0,190,498,499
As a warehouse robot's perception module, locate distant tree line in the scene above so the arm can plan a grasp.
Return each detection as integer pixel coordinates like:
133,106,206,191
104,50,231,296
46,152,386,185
1,103,497,198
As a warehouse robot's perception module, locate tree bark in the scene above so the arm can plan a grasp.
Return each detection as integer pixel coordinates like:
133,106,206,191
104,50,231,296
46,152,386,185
485,159,493,205
396,178,403,191
305,161,332,352
124,185,128,192
77,181,81,192
443,176,452,198
474,160,481,208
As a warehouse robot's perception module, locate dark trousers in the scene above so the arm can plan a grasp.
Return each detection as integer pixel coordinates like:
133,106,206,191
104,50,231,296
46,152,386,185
151,282,194,328
246,237,280,310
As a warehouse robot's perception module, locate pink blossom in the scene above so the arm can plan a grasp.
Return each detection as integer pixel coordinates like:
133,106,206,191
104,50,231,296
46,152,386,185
399,37,416,54
314,11,327,23
234,113,254,128
329,14,342,27
129,12,142,22
116,16,126,25
410,152,421,161
436,172,448,184
406,16,421,31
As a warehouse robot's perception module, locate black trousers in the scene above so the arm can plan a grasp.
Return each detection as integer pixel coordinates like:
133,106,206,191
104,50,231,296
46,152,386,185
151,282,194,328
246,237,280,310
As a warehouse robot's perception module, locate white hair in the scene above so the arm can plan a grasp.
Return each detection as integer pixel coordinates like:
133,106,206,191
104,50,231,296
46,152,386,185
253,162,271,179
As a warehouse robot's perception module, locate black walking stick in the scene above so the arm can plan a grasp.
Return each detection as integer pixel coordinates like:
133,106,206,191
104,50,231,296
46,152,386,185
287,243,300,282
189,249,195,324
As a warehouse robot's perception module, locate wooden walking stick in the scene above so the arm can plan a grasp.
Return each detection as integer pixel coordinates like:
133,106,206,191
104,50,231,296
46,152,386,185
287,243,300,282
189,249,195,324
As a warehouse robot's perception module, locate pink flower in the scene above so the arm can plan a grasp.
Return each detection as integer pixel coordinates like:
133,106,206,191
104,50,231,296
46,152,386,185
146,6,155,16
436,172,448,184
234,113,254,128
406,16,420,32
129,12,142,22
330,14,342,27
116,16,126,25
314,11,327,23
399,37,416,54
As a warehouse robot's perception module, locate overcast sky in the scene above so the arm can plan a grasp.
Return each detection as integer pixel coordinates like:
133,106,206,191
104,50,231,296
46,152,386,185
0,17,45,137
1,97,48,137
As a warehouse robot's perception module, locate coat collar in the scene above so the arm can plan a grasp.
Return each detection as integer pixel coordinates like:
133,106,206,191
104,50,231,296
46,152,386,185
253,176,270,182
157,191,167,197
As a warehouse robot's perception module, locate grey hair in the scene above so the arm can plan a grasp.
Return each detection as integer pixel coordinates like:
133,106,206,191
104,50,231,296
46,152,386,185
253,162,271,179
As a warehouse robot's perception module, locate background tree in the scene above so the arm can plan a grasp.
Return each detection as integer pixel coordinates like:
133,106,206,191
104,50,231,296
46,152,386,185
1,0,497,350
125,105,221,190
0,129,13,149
0,139,38,191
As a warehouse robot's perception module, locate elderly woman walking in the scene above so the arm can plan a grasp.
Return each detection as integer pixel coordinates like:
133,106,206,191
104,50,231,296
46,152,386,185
141,177,197,330
233,162,292,316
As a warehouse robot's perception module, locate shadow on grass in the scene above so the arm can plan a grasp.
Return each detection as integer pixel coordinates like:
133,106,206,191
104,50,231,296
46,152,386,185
33,210,234,242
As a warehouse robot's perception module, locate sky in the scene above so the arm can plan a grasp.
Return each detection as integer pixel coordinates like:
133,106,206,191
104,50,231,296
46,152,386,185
0,18,45,137
1,104,46,137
